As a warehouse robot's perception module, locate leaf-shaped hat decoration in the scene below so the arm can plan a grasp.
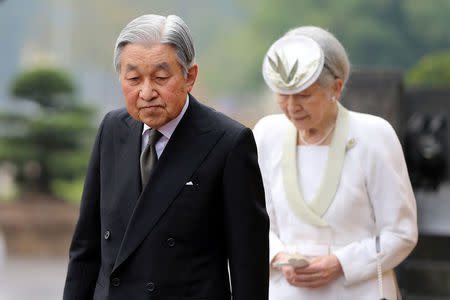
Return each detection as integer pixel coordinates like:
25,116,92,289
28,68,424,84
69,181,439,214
262,35,325,95
268,52,299,85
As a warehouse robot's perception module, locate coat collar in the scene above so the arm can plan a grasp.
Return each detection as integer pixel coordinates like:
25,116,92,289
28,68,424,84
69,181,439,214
112,95,224,272
281,103,350,227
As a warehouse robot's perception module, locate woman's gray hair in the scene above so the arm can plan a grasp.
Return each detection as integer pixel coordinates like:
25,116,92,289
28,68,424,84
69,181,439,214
113,14,195,77
285,26,350,89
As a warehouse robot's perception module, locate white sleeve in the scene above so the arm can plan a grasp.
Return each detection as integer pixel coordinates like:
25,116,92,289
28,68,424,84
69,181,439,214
334,119,418,285
253,119,285,264
263,170,285,263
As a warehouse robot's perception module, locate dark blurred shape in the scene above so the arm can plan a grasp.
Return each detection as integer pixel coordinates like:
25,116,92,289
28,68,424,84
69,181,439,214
398,234,450,298
404,112,448,190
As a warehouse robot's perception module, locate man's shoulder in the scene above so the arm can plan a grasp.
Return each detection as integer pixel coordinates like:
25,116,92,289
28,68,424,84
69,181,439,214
104,107,129,121
99,107,135,128
191,97,247,133
204,106,246,131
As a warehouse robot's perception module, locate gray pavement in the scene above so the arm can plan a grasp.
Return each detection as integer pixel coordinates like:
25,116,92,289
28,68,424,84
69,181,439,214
0,257,67,300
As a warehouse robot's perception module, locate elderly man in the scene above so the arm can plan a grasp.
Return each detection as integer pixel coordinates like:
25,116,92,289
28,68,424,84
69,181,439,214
63,14,269,300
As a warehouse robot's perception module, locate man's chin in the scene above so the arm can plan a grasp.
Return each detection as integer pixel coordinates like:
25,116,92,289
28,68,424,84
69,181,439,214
135,111,164,127
141,117,168,129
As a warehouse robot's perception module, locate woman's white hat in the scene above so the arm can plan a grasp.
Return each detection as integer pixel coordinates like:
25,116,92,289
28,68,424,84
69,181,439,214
262,35,324,95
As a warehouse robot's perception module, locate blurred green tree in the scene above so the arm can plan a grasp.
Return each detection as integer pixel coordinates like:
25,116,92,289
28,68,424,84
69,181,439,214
405,51,450,89
201,0,450,95
0,66,96,200
11,68,75,108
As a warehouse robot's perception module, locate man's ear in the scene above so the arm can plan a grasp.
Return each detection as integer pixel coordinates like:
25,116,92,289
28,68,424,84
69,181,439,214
185,64,198,93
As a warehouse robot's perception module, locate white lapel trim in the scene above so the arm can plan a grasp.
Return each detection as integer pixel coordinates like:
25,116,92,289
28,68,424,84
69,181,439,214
281,103,350,227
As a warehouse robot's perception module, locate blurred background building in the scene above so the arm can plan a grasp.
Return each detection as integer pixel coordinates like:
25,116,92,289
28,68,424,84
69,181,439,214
1,0,450,299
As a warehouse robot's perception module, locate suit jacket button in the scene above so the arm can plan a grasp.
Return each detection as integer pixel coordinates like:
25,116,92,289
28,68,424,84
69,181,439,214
111,277,120,287
167,237,175,247
146,282,155,292
104,230,111,240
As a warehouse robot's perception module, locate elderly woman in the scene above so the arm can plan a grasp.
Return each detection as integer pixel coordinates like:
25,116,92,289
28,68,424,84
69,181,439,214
253,26,418,299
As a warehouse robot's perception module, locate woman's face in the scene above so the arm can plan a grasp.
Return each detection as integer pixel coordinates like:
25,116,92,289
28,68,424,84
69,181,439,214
276,81,338,130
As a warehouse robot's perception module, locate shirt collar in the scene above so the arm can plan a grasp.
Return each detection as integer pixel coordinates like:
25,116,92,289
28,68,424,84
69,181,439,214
142,94,190,139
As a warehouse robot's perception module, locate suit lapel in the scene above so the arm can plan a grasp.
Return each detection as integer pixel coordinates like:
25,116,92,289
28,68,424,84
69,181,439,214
113,97,224,272
114,113,143,228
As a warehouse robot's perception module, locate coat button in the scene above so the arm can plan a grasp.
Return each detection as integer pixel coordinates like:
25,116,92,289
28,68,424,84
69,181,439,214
167,237,175,247
111,277,120,287
146,282,155,292
104,230,111,240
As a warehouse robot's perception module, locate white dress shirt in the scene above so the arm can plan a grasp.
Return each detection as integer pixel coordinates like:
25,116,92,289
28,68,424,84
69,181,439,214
141,95,189,157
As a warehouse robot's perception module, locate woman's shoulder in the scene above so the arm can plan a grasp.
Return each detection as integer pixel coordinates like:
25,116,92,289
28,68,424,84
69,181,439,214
253,114,290,148
347,110,402,154
348,110,397,138
253,114,290,135
254,113,289,127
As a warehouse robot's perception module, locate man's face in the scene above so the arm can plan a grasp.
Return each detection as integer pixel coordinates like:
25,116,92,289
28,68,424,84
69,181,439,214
120,43,197,129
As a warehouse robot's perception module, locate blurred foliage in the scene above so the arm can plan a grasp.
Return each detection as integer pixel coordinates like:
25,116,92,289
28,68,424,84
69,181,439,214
11,67,75,108
0,0,447,200
405,51,450,89
201,0,450,95
0,66,96,200
51,177,85,204
15,0,450,102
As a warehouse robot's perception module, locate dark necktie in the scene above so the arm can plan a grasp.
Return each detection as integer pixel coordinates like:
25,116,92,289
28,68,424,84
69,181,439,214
140,129,163,186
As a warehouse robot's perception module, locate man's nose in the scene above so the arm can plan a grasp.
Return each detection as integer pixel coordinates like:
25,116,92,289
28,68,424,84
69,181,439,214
139,81,157,101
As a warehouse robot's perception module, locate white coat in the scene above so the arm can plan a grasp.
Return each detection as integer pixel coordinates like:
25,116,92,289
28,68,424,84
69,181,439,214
253,110,418,300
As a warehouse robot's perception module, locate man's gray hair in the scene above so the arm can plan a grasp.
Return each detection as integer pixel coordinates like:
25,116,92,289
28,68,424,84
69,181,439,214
285,26,350,89
114,14,195,77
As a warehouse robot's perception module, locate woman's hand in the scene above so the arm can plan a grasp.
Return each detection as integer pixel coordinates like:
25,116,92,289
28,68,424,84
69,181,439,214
272,252,299,285
290,254,343,288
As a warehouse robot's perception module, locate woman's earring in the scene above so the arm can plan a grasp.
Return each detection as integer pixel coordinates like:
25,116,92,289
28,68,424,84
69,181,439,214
331,96,336,102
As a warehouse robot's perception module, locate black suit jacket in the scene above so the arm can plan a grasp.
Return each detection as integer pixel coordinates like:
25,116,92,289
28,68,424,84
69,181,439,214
63,96,269,300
